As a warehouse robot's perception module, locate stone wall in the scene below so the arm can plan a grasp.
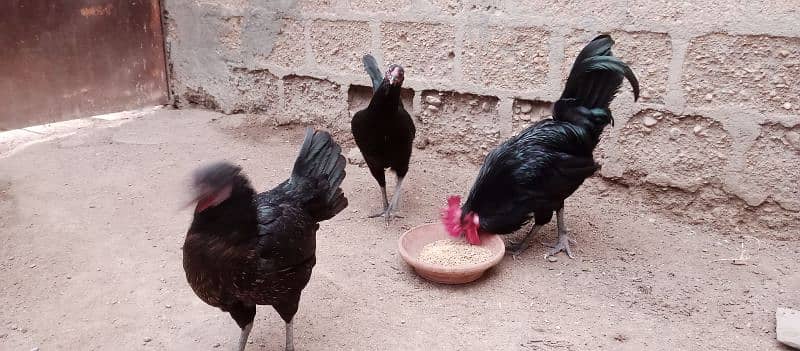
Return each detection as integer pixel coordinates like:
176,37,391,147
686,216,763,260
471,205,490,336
163,0,800,239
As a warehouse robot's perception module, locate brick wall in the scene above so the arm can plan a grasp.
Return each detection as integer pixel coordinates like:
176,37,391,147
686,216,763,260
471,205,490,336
163,0,800,239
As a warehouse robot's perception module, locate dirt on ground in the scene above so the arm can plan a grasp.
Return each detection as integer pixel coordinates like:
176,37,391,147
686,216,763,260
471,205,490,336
0,108,797,351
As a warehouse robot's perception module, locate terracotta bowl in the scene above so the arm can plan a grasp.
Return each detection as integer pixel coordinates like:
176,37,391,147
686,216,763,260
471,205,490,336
398,223,505,284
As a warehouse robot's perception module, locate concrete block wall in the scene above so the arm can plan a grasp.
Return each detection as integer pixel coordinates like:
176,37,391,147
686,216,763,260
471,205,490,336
163,0,800,239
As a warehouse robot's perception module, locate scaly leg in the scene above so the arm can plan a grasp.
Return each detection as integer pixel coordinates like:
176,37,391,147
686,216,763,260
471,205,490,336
368,177,406,225
229,304,256,351
367,186,389,218
543,208,576,258
284,321,294,351
506,224,543,256
237,322,253,351
384,176,406,224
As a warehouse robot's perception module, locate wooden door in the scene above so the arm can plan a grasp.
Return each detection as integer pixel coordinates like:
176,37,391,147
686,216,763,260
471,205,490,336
0,0,169,130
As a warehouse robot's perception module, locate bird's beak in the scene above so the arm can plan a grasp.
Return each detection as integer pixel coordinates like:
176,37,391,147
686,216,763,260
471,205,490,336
183,197,197,209
182,185,209,212
182,194,201,211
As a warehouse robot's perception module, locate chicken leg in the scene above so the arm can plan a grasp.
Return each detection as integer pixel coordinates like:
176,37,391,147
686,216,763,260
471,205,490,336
507,224,543,256
386,175,405,220
229,303,256,351
237,322,253,351
543,208,576,258
285,321,294,351
367,186,390,218
368,176,405,225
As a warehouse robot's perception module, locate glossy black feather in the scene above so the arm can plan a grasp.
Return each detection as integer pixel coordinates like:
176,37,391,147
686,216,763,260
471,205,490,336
461,34,638,235
559,35,639,114
462,120,599,234
183,129,347,325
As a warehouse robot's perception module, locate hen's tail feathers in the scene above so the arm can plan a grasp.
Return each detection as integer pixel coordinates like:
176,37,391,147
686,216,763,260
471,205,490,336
363,54,384,92
292,128,348,221
555,35,640,130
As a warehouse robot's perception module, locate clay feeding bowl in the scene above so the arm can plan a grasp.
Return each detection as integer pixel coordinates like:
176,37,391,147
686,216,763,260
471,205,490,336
398,223,505,284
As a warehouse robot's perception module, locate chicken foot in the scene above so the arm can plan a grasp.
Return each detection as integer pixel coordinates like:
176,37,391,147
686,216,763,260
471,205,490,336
367,176,405,225
542,208,576,258
367,186,390,217
506,224,543,256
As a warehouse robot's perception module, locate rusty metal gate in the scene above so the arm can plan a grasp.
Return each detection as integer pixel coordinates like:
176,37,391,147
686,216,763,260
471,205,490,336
0,0,168,130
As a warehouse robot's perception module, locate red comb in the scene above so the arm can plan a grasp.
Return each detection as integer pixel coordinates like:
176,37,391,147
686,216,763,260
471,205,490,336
440,195,463,238
441,195,482,245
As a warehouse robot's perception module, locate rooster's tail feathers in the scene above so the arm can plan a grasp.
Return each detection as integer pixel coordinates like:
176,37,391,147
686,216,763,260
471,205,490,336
559,35,639,108
578,55,639,102
363,54,384,92
554,35,639,135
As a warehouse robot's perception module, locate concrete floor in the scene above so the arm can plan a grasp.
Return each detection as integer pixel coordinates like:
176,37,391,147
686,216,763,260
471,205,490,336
0,108,798,350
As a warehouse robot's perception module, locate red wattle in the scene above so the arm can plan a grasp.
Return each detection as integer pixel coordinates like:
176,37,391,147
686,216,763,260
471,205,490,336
465,224,481,245
440,195,482,244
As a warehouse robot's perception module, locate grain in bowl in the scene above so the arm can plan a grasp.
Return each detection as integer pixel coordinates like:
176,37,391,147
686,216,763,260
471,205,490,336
417,239,493,266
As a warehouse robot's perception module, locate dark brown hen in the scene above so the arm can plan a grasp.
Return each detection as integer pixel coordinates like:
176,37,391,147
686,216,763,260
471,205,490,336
182,128,347,351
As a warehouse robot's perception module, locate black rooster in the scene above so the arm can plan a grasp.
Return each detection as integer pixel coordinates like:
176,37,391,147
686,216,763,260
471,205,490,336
182,129,347,351
351,54,416,224
443,35,639,258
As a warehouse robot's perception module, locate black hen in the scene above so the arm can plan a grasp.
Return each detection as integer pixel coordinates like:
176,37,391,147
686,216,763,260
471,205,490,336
182,128,347,351
351,54,416,224
444,35,639,258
